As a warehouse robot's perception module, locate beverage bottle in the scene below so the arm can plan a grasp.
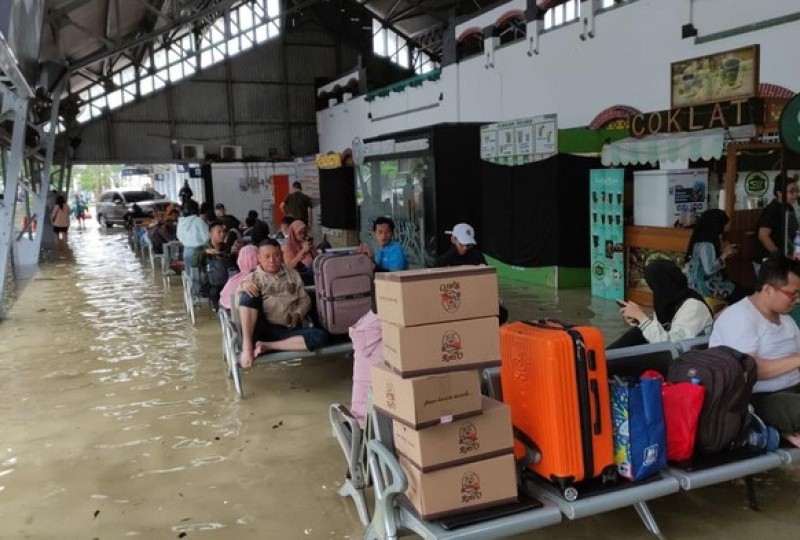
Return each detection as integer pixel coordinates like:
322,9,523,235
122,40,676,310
794,231,800,260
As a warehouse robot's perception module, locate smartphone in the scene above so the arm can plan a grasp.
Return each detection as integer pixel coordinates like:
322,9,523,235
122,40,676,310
616,299,626,307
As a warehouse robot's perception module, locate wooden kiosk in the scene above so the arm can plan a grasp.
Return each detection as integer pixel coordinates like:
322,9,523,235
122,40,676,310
606,106,789,304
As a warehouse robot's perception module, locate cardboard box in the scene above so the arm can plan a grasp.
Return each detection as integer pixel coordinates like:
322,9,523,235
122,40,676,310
375,266,499,326
393,397,513,472
382,316,500,377
371,363,482,429
399,453,518,520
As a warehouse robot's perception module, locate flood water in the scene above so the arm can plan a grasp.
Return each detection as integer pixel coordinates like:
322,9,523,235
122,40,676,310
0,222,798,539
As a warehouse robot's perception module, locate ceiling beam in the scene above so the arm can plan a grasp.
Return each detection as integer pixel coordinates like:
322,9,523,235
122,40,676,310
47,0,99,24
67,0,323,72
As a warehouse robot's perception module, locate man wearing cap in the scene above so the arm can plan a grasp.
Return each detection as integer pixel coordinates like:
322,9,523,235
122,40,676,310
437,223,508,323
437,223,487,266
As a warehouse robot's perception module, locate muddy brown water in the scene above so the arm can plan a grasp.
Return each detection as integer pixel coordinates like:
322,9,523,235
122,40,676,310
0,222,798,539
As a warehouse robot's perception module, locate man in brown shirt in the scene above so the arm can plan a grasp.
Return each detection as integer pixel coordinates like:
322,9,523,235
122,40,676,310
238,239,328,367
279,181,313,226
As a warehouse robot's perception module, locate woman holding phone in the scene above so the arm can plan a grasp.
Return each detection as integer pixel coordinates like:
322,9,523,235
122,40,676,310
282,219,317,285
685,209,748,303
607,259,713,349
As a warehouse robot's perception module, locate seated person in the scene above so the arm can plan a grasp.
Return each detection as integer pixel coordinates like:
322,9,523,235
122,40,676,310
282,220,317,285
710,256,800,448
220,245,259,311
436,223,487,266
358,216,408,272
248,220,270,245
214,203,241,230
238,239,329,367
435,222,508,324
193,221,237,310
242,211,259,239
685,209,748,303
274,216,294,243
176,199,209,273
608,259,713,349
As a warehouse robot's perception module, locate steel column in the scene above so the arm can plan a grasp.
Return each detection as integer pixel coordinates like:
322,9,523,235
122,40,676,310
0,86,30,315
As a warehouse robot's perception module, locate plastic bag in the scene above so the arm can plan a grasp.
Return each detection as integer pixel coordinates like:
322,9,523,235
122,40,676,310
643,370,705,462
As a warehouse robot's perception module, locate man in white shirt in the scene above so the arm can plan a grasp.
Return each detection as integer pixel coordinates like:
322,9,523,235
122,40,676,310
710,256,800,447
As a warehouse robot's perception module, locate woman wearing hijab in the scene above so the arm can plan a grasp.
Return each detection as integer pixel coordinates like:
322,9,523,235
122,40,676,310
282,220,317,285
685,209,747,302
607,259,714,349
219,245,259,311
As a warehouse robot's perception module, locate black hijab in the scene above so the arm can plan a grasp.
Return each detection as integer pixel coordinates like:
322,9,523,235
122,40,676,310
686,209,729,260
644,259,708,327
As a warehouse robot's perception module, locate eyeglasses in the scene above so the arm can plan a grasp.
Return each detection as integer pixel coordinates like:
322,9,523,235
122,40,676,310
776,288,800,301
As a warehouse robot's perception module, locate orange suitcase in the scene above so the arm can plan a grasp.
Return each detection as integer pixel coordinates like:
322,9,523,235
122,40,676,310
500,320,614,500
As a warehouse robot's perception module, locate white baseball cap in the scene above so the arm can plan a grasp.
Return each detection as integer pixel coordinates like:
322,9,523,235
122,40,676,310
446,223,476,246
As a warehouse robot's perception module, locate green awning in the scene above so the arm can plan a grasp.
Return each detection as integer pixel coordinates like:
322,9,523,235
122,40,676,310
601,128,725,166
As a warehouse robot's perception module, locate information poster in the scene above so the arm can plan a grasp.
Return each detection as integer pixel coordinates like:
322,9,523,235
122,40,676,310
590,169,625,300
481,114,558,166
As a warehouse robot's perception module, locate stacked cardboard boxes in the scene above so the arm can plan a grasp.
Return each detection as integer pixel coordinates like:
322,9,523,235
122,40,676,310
371,266,518,520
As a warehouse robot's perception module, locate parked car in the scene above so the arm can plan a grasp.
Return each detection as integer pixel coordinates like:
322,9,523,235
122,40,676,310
95,189,173,228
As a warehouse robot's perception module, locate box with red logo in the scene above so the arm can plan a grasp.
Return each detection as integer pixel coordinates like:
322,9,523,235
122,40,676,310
374,266,499,327
399,453,518,520
381,316,500,377
370,363,482,429
393,397,513,472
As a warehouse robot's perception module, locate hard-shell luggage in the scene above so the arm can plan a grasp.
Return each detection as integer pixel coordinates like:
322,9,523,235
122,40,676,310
500,319,615,500
314,251,374,334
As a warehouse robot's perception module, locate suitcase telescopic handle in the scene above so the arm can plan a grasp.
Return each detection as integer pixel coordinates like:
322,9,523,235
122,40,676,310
525,318,575,329
589,379,602,435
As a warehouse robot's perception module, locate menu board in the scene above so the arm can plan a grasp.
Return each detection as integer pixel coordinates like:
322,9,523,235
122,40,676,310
590,168,625,300
481,114,558,165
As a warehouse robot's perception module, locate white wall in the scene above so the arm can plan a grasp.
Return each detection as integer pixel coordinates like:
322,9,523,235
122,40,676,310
211,161,322,240
318,0,800,153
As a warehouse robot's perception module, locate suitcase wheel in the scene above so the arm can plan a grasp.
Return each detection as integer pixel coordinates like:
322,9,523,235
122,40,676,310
601,466,618,484
563,486,579,502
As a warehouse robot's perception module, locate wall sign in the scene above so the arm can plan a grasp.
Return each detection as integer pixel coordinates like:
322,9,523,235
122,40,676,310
670,45,759,109
481,114,558,165
629,97,764,138
744,171,768,197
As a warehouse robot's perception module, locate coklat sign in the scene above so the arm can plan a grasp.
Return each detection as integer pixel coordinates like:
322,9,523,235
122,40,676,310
629,97,764,138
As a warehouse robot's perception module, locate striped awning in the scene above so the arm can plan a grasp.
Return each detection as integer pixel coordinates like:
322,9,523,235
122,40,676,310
601,128,726,166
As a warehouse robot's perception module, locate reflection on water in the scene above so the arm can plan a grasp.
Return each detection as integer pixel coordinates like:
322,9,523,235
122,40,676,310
1,223,799,539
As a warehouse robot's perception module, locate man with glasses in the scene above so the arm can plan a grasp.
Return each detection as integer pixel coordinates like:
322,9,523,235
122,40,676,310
754,174,798,264
710,255,800,447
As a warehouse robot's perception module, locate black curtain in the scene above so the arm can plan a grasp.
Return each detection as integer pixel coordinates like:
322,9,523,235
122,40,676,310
319,166,357,229
482,154,598,267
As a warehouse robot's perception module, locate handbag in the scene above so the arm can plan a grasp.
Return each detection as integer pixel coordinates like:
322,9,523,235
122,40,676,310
643,370,704,461
610,374,668,481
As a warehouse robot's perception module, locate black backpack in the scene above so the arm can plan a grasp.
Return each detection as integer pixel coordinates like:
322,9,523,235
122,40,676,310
206,255,235,287
666,346,757,454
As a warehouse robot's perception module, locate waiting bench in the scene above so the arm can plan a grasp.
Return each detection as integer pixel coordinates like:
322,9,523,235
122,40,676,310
332,336,799,539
